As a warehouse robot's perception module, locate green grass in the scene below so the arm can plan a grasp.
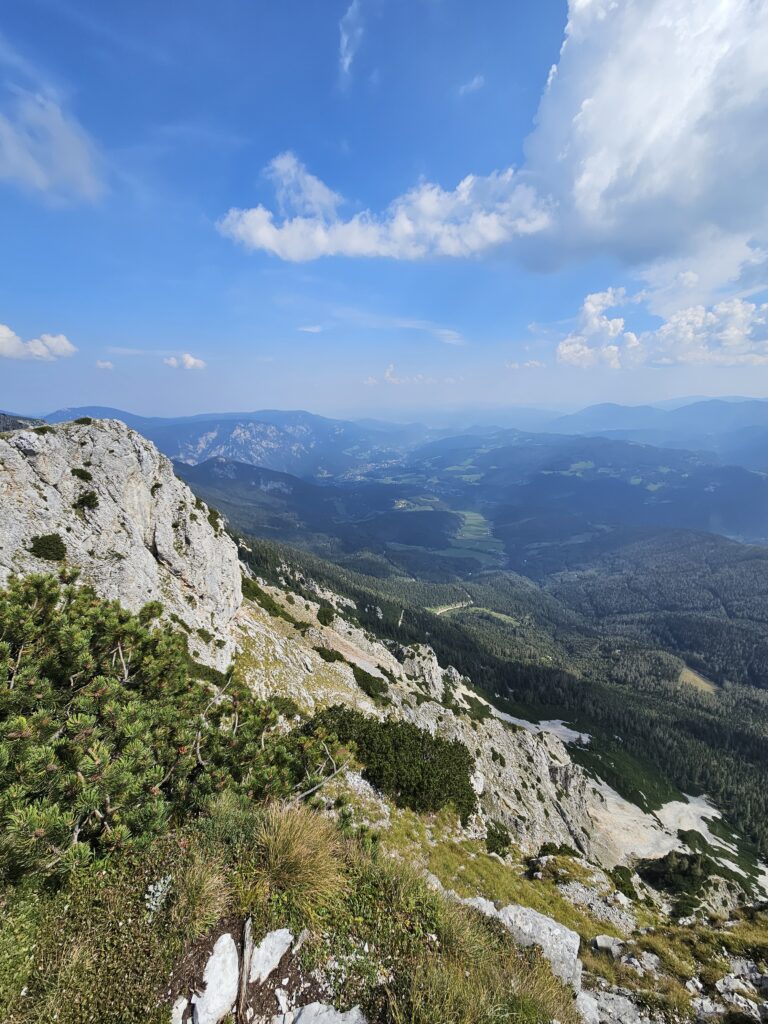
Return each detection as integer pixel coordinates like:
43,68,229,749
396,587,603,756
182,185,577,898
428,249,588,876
570,742,683,814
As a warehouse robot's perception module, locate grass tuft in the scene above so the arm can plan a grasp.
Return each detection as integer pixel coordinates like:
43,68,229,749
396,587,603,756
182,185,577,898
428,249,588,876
250,802,344,920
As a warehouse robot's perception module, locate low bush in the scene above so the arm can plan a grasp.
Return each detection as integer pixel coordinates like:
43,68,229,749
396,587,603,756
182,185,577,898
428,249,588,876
242,575,304,628
71,467,93,482
73,489,99,512
315,646,346,664
538,842,579,858
309,706,476,824
611,865,638,900
317,604,335,626
0,574,337,879
485,819,511,857
352,664,388,702
28,533,66,562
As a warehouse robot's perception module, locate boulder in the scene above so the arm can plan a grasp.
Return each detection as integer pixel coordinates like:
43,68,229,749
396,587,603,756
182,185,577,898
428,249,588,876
461,896,582,990
577,989,656,1023
498,904,582,990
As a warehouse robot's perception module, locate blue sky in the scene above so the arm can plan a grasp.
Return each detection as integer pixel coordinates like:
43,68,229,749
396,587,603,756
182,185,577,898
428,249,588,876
1,0,768,418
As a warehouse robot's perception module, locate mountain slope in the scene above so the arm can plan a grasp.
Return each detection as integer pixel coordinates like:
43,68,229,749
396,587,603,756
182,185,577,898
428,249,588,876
0,418,242,669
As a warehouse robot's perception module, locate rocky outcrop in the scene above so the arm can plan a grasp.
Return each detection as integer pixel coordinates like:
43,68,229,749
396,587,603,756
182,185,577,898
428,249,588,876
0,419,242,669
170,923,366,1024
425,873,583,992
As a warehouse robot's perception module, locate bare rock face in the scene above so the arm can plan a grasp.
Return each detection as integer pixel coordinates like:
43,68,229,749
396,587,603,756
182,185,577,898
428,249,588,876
0,420,241,669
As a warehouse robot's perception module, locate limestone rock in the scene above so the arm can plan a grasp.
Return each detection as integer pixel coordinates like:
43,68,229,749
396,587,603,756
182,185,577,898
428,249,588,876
249,928,294,984
461,896,582,990
497,903,582,990
272,1004,366,1023
190,933,239,1024
396,644,445,701
0,420,242,669
592,934,625,959
577,989,657,1023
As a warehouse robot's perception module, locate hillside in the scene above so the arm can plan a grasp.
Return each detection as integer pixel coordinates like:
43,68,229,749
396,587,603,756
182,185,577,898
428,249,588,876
1,420,767,1024
0,418,242,669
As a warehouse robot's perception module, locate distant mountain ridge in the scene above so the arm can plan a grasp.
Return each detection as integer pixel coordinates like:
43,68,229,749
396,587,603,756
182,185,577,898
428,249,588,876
0,410,44,431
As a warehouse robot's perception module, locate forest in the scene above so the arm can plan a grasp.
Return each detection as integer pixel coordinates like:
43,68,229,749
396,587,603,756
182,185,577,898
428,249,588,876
239,535,768,860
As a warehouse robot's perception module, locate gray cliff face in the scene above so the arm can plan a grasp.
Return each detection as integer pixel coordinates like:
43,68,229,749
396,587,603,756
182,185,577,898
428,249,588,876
0,419,242,670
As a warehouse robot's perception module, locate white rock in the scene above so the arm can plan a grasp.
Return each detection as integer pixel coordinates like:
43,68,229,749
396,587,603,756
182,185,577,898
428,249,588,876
190,933,239,1024
0,421,241,670
578,990,656,1023
592,934,625,959
461,896,582,990
171,995,189,1024
498,904,582,990
249,928,294,984
272,1003,366,1023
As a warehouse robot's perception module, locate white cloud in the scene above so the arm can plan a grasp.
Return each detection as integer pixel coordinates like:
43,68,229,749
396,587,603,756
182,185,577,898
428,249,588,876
164,352,206,370
636,231,768,317
298,324,323,333
95,359,113,370
556,289,768,368
525,0,768,264
556,289,640,369
0,40,103,201
507,359,545,369
339,0,364,77
265,151,341,219
0,322,77,361
364,363,461,386
458,74,485,97
218,152,550,261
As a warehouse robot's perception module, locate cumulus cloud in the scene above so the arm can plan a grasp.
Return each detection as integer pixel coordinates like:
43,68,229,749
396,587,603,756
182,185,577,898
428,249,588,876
218,152,550,261
95,359,113,370
0,40,103,201
525,0,768,264
556,289,640,369
339,0,364,77
556,290,768,368
0,322,77,361
164,352,206,370
458,74,485,97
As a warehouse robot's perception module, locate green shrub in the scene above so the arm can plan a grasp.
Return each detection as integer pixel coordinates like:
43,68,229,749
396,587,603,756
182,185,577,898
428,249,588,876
315,647,346,664
71,467,93,482
310,706,476,823
73,417,93,425
242,575,303,627
0,574,336,879
352,664,388,702
33,425,55,435
637,850,715,912
317,604,335,626
73,489,99,512
28,534,66,562
485,819,511,857
538,842,579,858
611,865,638,900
